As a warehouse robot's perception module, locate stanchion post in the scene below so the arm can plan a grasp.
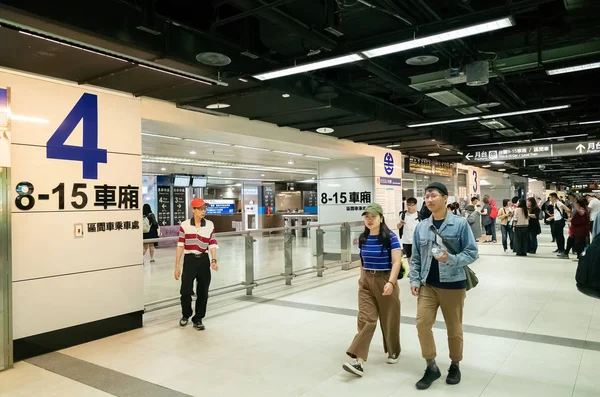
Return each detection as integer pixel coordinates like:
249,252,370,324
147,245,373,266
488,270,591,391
244,234,256,295
316,227,325,277
340,222,352,270
284,227,294,285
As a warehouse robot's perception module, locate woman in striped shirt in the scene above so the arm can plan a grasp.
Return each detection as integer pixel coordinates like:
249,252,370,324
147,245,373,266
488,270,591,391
343,203,403,377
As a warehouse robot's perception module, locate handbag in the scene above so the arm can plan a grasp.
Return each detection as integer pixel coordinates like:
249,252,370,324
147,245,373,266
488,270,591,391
429,225,479,291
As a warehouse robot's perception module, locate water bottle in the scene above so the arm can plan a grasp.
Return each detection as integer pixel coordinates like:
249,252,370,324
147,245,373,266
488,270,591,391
431,246,443,258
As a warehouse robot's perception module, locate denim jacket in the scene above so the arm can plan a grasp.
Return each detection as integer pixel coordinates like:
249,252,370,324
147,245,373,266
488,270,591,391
409,211,478,288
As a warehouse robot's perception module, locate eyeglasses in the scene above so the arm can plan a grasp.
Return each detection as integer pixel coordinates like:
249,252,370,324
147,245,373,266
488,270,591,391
424,194,440,201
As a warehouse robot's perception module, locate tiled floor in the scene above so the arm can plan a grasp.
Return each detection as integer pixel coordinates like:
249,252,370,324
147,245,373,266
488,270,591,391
3,228,600,396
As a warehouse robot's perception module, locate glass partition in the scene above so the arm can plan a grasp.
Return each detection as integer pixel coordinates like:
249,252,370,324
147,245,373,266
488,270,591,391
0,167,12,371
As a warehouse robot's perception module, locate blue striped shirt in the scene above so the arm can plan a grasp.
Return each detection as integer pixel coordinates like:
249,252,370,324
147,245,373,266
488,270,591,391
360,233,402,271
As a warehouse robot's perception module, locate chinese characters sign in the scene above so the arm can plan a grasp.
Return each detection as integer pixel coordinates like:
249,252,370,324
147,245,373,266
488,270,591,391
87,220,140,233
173,187,187,224
321,191,372,206
465,141,600,162
407,157,454,177
14,181,139,211
157,186,171,226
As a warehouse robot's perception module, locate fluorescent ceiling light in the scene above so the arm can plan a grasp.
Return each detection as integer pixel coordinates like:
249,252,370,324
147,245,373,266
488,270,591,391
142,132,182,140
408,116,480,128
457,151,464,155
160,167,166,171
362,17,514,58
185,139,231,146
304,155,331,160
288,160,295,165
522,174,529,176
579,120,600,125
546,61,600,76
316,127,334,134
253,54,363,81
428,152,440,157
386,144,401,148
482,165,491,168
480,104,570,119
491,161,504,165
206,103,230,109
189,151,196,155
139,64,212,86
282,93,291,98
530,133,587,141
238,78,248,83
408,104,571,128
274,150,303,156
233,145,272,152
498,168,506,172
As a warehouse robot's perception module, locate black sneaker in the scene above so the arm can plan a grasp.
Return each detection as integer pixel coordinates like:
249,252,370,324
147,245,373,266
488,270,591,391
193,320,205,331
557,253,569,259
416,367,441,390
446,363,461,385
179,317,189,327
342,360,364,377
552,249,559,253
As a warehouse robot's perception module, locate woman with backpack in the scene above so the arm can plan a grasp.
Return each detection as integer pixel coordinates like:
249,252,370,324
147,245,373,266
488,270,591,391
143,203,160,263
343,203,403,377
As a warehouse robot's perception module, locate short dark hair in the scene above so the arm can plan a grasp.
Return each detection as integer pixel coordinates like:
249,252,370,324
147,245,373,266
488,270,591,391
549,192,558,199
503,199,510,207
406,197,417,205
471,196,479,203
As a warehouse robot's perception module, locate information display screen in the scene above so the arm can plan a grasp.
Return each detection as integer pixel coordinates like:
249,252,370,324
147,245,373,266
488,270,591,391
173,175,190,187
205,199,236,215
191,177,207,188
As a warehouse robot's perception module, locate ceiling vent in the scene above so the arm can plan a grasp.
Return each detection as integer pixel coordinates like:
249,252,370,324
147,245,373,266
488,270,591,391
196,52,232,67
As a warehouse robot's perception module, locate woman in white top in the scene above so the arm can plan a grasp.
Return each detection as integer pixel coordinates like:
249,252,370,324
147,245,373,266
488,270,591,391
398,197,420,262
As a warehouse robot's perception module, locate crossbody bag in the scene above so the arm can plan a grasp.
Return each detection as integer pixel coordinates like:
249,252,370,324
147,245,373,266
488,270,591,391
429,225,479,291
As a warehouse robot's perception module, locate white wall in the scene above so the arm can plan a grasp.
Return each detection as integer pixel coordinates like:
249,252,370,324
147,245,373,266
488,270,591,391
0,68,143,339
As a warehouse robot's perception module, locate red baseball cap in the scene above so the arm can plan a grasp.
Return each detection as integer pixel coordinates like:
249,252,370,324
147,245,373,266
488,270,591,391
191,198,210,208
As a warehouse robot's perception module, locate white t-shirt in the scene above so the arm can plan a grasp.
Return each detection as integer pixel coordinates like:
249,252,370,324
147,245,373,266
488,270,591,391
554,201,565,221
589,198,600,221
400,211,419,245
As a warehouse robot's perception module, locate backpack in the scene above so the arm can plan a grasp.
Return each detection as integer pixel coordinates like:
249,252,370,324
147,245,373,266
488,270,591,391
490,203,498,219
398,210,421,239
143,216,151,233
576,233,600,298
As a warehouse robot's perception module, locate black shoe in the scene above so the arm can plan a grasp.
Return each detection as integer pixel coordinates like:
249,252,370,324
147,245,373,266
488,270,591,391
557,253,569,259
446,363,461,385
552,249,559,253
179,317,189,327
342,360,364,377
416,367,441,390
193,320,205,331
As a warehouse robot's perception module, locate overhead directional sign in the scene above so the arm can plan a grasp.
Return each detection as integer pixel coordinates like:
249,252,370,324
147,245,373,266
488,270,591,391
464,140,600,162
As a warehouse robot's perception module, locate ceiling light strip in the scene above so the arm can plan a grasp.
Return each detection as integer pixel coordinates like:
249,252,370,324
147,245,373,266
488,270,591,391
252,16,513,81
546,61,600,76
273,150,304,156
10,25,224,86
141,132,182,140
408,104,571,128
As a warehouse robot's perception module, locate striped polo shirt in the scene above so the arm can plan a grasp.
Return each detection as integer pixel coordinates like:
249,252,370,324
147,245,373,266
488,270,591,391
360,233,402,271
177,217,218,254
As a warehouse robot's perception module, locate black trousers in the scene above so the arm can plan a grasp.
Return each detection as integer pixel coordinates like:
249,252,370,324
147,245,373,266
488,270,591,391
180,253,211,322
553,220,566,252
566,236,587,258
514,226,529,256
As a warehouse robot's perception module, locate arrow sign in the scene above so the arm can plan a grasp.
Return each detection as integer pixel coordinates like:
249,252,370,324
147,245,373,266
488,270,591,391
463,140,600,162
576,144,586,154
465,153,473,161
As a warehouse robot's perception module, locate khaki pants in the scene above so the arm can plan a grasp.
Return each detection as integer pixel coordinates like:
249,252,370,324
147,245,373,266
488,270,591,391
346,269,401,361
416,285,466,363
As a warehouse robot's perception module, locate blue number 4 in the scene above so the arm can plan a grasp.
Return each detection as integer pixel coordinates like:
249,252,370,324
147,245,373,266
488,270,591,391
47,93,107,180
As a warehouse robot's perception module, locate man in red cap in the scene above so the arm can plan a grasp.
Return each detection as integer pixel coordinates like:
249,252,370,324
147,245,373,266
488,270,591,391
174,198,219,330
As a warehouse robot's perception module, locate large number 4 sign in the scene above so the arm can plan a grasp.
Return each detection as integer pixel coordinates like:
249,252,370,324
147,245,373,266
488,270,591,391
46,93,107,180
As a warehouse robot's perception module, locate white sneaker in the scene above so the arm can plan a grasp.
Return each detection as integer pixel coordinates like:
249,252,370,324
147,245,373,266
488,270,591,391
342,359,364,377
387,353,400,364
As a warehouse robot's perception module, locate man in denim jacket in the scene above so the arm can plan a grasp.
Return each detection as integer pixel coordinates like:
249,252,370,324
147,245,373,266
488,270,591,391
409,182,478,390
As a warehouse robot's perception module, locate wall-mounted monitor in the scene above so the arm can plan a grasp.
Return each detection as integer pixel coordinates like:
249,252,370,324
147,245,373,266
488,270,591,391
173,174,191,187
192,176,207,188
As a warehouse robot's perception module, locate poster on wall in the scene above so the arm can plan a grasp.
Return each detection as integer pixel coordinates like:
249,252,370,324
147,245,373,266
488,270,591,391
0,87,10,167
157,186,171,226
173,187,186,224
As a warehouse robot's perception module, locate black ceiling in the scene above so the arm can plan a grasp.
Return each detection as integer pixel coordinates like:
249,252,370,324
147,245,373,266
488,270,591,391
1,0,600,185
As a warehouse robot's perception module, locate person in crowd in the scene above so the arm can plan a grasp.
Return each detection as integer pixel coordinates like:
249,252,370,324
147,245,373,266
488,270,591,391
527,197,541,254
398,197,420,264
481,196,493,243
567,192,578,209
548,193,571,255
543,197,556,242
513,199,530,257
593,210,600,239
409,182,478,390
561,198,590,260
587,193,600,236
484,195,499,243
498,199,514,253
174,198,219,331
464,204,482,242
142,203,160,263
452,202,461,216
420,200,432,220
344,203,402,377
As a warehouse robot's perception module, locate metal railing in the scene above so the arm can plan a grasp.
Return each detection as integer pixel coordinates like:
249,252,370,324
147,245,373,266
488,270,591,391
143,221,364,313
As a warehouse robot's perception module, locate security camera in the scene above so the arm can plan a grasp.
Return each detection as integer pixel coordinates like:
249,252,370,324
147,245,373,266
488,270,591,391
538,165,546,171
